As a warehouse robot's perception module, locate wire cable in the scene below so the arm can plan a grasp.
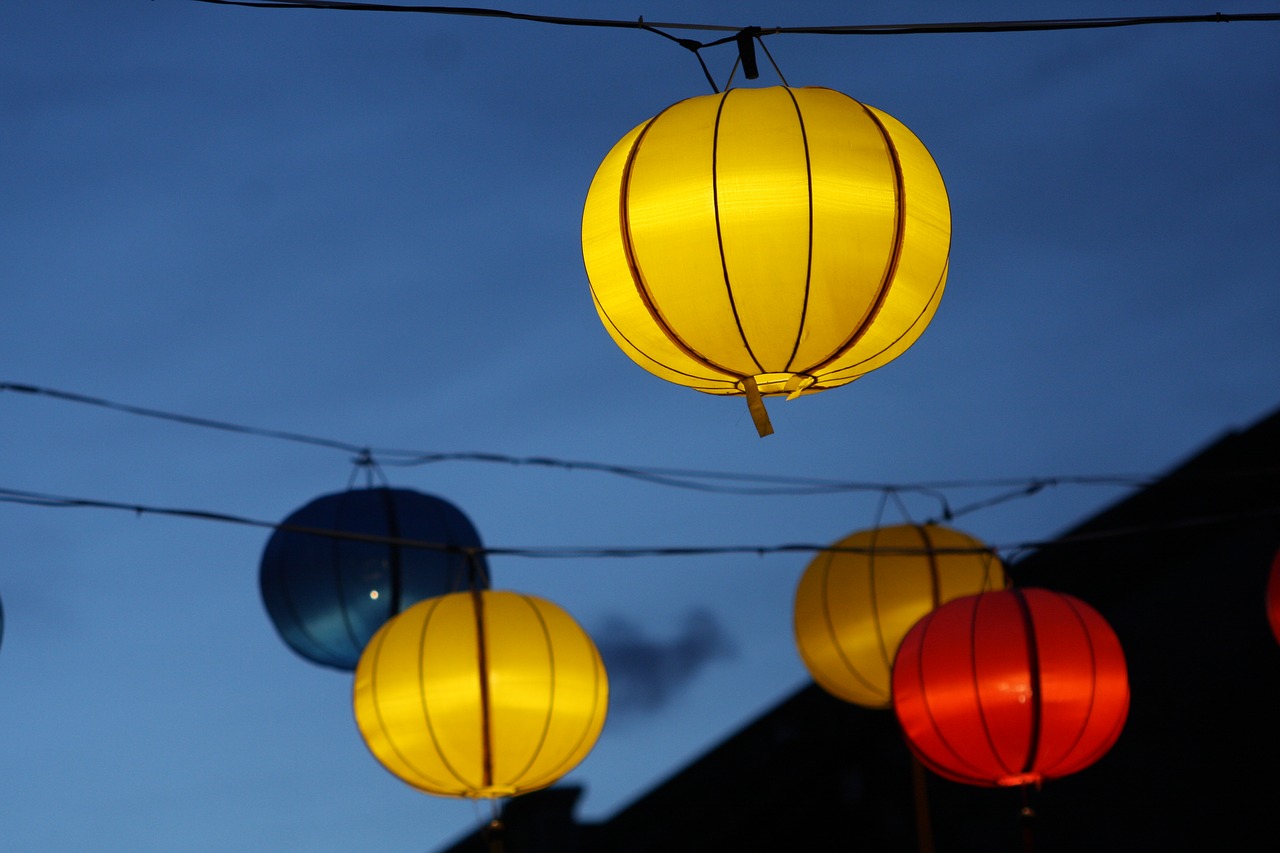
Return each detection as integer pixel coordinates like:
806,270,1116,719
3,484,1276,564
1,382,1157,499
184,2,1280,38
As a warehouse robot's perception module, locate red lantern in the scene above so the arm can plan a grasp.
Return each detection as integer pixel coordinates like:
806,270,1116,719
892,588,1129,788
1268,549,1280,645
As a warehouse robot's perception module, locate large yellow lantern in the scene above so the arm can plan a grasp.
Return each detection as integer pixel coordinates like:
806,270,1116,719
353,589,608,799
793,524,1004,709
582,85,950,435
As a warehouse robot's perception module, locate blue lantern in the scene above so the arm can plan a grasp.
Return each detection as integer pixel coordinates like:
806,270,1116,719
260,487,489,670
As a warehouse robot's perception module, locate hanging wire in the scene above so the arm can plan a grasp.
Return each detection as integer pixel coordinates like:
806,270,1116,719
0,382,1163,498
180,2,1280,92
2,484,1276,562
183,3,1280,36
637,18,720,92
754,31,789,87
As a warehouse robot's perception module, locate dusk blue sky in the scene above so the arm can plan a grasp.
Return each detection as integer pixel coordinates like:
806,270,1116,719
2,2,1278,851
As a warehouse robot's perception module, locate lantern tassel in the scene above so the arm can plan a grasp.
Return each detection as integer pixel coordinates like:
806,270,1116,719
482,817,506,853
742,376,774,437
1019,785,1037,853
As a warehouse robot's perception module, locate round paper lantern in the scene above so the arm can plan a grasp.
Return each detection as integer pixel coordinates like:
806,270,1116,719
353,590,609,799
581,85,950,435
892,587,1130,788
1267,548,1280,644
260,487,489,671
794,524,1005,709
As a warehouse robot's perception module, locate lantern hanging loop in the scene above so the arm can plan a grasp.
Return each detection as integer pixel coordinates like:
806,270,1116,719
720,26,788,90
347,448,390,489
637,17,721,93
464,547,492,591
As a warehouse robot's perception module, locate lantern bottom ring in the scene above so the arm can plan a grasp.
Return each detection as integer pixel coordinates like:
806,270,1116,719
997,772,1040,788
733,372,818,398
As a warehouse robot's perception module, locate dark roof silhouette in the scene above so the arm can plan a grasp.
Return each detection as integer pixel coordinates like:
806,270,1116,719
440,405,1280,853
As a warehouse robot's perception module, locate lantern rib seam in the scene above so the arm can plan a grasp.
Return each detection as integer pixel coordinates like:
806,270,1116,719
470,587,495,791
591,297,736,387
413,597,476,793
781,86,813,373
711,88,766,377
377,488,404,615
332,496,364,660
1013,589,1044,780
817,547,885,702
364,600,468,793
964,594,1013,784
514,605,606,793
804,99,907,376
913,600,992,786
267,543,345,666
1051,594,1106,778
501,595,559,794
866,527,891,691
816,258,947,381
616,112,745,384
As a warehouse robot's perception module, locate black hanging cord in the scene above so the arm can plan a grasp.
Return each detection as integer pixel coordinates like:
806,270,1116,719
0,382,368,455
1019,784,1038,853
4,382,1161,498
2,484,1278,561
637,18,720,92
183,3,1280,36
482,819,505,853
754,33,789,86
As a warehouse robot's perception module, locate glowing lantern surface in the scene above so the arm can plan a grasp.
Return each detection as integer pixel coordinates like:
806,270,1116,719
353,590,608,799
1268,548,1280,644
582,85,950,434
794,524,1005,709
892,588,1129,788
260,487,488,671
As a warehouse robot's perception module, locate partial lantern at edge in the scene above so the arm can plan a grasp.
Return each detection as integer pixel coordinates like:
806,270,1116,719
260,487,489,671
1268,547,1280,645
582,85,951,436
353,589,609,799
794,523,1005,709
892,587,1130,788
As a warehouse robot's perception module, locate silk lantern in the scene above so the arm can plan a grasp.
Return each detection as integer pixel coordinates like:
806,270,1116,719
260,487,489,671
892,587,1129,788
353,589,609,799
794,523,1005,709
581,85,950,436
1268,548,1280,644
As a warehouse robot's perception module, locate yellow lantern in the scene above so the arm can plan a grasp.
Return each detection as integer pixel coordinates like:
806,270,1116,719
793,524,1004,709
353,590,608,798
581,85,950,435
